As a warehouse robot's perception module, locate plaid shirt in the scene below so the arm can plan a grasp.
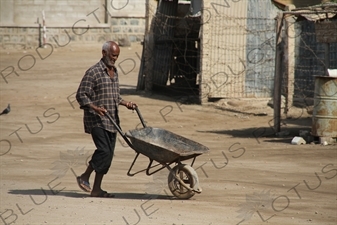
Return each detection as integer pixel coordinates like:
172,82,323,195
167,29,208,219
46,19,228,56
76,59,122,134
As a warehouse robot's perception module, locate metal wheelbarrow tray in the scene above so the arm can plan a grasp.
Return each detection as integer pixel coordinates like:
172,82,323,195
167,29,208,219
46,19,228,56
126,127,208,164
105,108,209,199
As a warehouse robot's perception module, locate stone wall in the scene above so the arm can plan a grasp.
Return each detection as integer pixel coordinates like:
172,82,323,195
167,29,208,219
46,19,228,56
0,0,147,49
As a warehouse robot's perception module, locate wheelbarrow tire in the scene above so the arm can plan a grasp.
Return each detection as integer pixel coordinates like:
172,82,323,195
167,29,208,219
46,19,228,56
168,164,197,199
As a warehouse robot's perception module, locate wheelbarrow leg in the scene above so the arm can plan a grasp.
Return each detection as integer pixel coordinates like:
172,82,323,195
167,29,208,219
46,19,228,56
127,152,167,176
145,159,167,176
127,152,140,176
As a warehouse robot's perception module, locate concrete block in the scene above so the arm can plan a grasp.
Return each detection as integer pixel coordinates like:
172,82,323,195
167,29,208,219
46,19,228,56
89,28,99,33
119,19,128,25
111,18,118,26
113,27,121,33
291,136,306,145
10,35,22,42
139,27,145,33
121,27,128,33
103,28,111,33
3,35,10,42
28,28,37,34
130,19,139,26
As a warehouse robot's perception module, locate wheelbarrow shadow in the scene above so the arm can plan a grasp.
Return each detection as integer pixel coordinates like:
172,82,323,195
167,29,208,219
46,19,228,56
7,189,175,200
109,192,174,200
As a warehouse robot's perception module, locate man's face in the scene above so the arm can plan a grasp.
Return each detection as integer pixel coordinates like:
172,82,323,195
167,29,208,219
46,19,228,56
102,46,120,68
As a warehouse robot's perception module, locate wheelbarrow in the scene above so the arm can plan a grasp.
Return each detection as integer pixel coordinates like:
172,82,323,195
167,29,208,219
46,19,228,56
105,107,209,199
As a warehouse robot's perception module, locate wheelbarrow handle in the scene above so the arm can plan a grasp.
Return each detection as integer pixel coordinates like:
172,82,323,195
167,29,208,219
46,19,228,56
104,106,146,148
104,111,134,148
103,106,146,132
104,112,124,135
134,107,147,128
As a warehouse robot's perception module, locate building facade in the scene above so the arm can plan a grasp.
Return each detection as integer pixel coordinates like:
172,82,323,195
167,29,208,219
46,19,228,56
0,0,147,49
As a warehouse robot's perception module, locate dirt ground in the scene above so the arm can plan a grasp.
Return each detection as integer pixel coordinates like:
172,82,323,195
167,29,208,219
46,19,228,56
0,42,336,225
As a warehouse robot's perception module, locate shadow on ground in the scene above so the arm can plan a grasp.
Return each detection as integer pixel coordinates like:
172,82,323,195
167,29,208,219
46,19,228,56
120,85,201,105
8,189,174,200
197,117,312,144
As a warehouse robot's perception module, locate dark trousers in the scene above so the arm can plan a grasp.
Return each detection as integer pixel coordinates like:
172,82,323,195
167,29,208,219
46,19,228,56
89,127,117,174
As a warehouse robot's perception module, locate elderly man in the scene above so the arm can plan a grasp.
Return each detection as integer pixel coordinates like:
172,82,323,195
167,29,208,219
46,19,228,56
76,41,136,197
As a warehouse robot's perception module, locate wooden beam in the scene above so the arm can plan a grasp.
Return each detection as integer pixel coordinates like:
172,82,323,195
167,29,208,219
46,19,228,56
274,12,284,133
284,5,296,114
282,10,337,15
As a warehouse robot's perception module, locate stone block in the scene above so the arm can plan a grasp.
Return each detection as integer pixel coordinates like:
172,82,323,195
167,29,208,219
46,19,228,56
139,27,145,33
90,28,99,33
113,27,121,33
103,28,111,33
3,35,10,42
111,18,118,26
130,19,139,26
28,28,37,34
119,19,128,25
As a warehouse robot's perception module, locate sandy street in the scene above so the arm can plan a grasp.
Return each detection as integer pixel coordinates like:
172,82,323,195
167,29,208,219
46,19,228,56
0,43,336,225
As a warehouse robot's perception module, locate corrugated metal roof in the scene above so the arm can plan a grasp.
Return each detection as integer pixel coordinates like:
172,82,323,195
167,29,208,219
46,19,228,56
271,0,323,9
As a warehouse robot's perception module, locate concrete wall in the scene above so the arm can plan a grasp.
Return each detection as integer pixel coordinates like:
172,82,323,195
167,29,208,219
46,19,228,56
0,0,147,49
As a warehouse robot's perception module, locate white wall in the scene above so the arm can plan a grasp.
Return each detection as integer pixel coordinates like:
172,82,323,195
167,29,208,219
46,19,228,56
107,0,146,17
0,0,146,27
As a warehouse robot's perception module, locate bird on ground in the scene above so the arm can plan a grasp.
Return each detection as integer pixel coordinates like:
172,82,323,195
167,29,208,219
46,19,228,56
0,104,11,116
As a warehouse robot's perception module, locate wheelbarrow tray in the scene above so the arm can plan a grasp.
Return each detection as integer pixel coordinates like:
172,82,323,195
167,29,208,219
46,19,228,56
126,127,209,164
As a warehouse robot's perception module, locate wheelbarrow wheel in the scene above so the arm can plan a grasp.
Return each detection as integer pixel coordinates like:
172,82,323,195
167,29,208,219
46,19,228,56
168,164,197,199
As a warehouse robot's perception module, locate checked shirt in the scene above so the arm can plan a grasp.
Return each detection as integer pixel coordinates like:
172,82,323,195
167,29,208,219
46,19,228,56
76,59,122,134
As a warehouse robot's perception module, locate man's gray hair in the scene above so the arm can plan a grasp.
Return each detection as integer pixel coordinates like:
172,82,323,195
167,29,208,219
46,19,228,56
102,41,111,52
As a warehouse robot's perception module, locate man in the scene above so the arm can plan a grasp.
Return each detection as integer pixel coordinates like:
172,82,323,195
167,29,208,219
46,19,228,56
76,41,136,197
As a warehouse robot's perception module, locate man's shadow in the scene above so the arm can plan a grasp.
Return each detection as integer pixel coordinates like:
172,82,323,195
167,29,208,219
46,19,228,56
8,189,174,200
